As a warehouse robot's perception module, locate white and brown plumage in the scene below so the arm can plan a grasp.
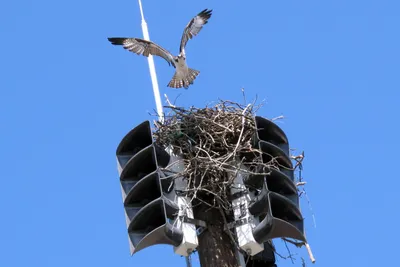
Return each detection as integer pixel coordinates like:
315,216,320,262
108,9,212,89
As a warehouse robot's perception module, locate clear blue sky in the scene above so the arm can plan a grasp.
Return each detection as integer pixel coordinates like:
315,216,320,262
1,0,399,266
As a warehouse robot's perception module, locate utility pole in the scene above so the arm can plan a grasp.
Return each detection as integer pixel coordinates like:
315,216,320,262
195,204,240,267
109,2,313,267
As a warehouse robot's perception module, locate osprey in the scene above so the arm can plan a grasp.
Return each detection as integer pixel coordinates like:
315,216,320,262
108,9,212,89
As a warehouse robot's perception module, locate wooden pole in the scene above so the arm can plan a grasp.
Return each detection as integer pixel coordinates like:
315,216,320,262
194,205,241,267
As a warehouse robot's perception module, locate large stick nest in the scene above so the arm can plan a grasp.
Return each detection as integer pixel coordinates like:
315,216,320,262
153,100,313,264
154,100,278,209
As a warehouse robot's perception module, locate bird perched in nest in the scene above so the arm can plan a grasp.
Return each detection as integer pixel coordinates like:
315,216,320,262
108,9,213,89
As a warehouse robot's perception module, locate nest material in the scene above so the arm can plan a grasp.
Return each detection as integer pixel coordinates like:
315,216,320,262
154,100,278,209
153,100,314,264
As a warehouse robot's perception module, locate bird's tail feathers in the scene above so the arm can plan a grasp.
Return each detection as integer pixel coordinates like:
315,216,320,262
168,68,200,89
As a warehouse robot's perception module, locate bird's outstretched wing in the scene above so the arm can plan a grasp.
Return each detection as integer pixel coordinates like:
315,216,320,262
179,9,213,54
108,37,175,67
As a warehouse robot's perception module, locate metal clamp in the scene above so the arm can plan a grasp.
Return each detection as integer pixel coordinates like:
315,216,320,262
179,216,208,236
182,216,207,228
224,217,254,231
229,189,248,201
196,226,207,236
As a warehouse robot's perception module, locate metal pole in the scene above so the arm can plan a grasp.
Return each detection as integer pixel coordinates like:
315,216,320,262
185,253,192,267
137,0,164,122
136,6,196,265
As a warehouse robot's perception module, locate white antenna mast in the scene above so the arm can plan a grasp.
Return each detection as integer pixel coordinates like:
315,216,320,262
137,4,199,264
138,0,164,122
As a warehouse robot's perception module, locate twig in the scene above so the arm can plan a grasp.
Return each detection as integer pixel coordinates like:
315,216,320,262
232,104,251,156
164,93,176,108
283,239,295,264
271,115,284,121
282,238,316,264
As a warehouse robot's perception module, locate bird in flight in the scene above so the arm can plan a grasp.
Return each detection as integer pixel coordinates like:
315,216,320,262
108,9,213,89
